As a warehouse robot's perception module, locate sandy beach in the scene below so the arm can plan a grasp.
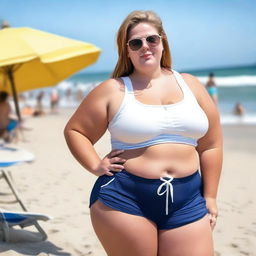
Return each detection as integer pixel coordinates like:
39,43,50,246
0,108,255,256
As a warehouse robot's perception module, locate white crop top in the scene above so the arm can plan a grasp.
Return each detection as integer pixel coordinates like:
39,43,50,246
108,70,209,150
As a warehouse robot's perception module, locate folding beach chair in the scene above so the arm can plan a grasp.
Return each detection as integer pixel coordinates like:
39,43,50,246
0,208,52,241
0,145,34,210
0,145,52,241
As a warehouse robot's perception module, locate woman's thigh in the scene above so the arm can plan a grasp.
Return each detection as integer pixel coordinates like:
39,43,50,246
158,215,214,256
90,200,158,256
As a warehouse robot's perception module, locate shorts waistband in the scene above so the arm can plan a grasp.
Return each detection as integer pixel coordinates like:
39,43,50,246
115,169,200,184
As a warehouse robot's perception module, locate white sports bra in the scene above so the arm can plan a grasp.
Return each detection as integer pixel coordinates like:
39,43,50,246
108,70,209,150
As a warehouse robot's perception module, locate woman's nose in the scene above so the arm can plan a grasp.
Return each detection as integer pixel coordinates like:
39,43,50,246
141,38,149,50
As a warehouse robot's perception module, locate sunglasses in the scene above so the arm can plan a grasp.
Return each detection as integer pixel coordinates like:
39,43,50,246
127,34,162,51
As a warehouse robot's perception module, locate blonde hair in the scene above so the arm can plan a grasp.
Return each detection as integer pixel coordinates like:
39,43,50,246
111,10,172,78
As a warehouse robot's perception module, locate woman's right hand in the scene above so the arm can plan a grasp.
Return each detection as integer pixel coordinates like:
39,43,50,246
93,149,126,176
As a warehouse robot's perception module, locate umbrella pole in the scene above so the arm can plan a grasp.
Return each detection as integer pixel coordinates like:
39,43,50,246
7,68,22,122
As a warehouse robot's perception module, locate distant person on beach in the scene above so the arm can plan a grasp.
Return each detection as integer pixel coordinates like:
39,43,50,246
50,89,59,113
234,102,245,116
33,91,45,116
1,20,10,29
206,72,218,105
21,105,34,117
64,10,222,256
65,88,72,100
76,88,84,102
0,91,19,142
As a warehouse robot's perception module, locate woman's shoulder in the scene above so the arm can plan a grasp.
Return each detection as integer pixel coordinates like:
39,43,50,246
180,72,199,85
87,78,125,99
179,72,212,106
180,73,206,96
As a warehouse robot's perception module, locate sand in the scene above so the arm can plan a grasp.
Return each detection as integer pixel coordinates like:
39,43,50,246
0,108,255,256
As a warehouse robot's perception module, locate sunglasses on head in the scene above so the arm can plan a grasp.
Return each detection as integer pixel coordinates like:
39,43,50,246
127,34,162,51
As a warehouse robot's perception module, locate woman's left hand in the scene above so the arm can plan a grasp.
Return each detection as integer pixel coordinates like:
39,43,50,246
205,197,218,230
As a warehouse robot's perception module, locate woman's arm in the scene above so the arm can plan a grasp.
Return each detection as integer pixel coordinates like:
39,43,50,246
64,79,126,176
182,73,223,228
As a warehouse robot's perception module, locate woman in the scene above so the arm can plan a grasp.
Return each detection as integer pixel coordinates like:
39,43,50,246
206,72,218,105
234,102,245,116
64,10,222,256
0,91,19,142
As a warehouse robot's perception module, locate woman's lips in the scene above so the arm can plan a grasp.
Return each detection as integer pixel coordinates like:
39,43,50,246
140,53,152,58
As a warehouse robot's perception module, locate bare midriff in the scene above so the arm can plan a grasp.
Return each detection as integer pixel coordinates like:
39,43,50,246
119,143,200,179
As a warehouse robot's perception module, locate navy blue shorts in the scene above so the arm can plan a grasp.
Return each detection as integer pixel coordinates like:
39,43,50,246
89,170,208,230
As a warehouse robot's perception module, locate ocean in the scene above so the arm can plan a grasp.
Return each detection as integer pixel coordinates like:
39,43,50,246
25,64,256,125
183,65,256,124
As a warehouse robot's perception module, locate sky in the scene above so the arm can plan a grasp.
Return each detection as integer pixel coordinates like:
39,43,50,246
1,0,256,73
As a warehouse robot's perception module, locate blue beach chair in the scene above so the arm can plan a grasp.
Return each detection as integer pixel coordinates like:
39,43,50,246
0,208,52,241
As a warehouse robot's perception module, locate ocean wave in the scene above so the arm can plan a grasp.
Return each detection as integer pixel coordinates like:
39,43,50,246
51,74,256,93
54,76,256,94
220,114,256,125
198,75,256,87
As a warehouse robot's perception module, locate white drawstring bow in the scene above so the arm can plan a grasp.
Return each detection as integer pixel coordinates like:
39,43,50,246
157,176,174,215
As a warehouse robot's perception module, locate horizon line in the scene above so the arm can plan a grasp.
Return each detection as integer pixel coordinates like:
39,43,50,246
78,62,256,75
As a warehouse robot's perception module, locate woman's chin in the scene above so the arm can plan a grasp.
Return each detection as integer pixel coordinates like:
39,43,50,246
138,60,159,70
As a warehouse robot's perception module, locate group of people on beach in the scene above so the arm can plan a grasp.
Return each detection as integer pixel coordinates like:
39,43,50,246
206,72,245,116
0,89,60,143
32,89,60,116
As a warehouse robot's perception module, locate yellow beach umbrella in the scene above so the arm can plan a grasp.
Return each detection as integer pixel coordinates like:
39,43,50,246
0,27,101,120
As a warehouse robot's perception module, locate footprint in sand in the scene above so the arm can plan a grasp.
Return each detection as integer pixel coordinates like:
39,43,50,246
49,228,60,234
239,251,250,255
230,243,239,248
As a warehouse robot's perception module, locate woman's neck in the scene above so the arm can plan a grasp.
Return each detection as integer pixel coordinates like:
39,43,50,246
131,67,163,82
